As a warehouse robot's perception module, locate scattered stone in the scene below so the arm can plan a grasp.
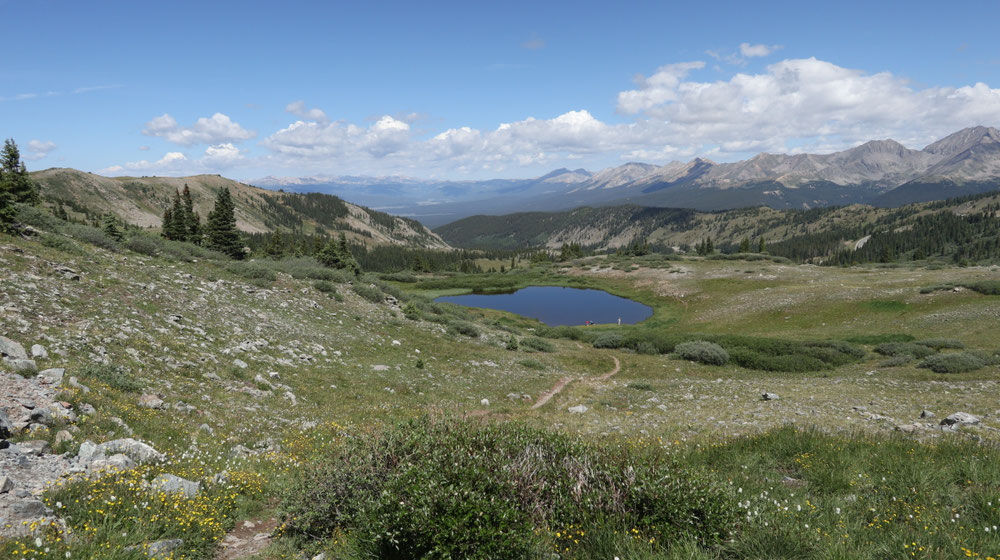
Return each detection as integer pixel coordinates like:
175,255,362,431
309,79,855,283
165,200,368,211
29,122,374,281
0,475,13,493
29,409,54,426
18,440,50,456
95,438,165,463
283,391,297,405
37,368,65,385
233,359,248,369
152,474,200,498
30,344,48,359
0,335,28,360
506,392,532,401
762,392,780,401
127,538,184,559
54,430,74,446
54,266,80,281
198,423,214,435
91,453,135,471
78,403,96,416
12,499,50,519
940,412,980,427
7,359,37,374
68,376,90,393
480,398,490,407
372,365,390,371
568,405,588,414
138,394,166,410
0,410,12,438
204,372,222,381
895,424,919,433
920,410,936,419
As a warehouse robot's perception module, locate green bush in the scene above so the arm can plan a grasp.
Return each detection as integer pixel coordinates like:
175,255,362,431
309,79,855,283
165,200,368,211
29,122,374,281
78,363,143,393
63,223,120,252
874,342,937,359
844,333,915,344
352,283,384,303
520,337,555,353
962,280,1000,295
517,358,545,370
592,332,625,349
918,352,986,373
634,341,659,355
878,355,914,367
675,340,729,366
280,418,738,559
379,271,417,283
226,261,277,282
627,382,654,391
40,233,84,255
915,338,965,350
313,280,337,293
505,336,519,351
124,235,161,256
447,320,481,338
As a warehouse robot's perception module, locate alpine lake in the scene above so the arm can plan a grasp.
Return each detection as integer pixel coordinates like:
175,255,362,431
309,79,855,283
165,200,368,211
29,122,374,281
434,285,653,326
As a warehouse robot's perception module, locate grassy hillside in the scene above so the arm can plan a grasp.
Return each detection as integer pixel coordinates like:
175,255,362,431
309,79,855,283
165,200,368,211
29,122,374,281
31,167,449,249
436,191,1000,260
2,214,1000,559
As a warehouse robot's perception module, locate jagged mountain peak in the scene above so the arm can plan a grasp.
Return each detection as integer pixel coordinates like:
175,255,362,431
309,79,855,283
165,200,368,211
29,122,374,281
923,126,1000,156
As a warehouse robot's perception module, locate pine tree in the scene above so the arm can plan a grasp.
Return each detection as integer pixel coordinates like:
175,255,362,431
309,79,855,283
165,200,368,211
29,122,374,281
740,237,751,253
181,184,201,243
161,206,174,239
758,237,766,253
317,232,360,274
102,214,124,241
265,228,285,258
0,139,38,205
205,187,244,259
55,203,69,221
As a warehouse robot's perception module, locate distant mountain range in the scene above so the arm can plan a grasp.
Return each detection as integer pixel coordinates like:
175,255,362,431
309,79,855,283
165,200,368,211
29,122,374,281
255,126,1000,227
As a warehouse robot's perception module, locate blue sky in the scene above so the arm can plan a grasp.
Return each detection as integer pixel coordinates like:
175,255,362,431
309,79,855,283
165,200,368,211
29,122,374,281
3,0,1000,180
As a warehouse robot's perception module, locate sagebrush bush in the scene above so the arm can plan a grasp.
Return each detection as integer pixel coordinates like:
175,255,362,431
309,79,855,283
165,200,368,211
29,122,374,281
352,283,384,303
226,261,277,282
675,340,730,366
124,235,161,256
313,280,337,294
918,352,986,373
592,332,625,349
505,336,519,351
875,341,937,359
62,223,120,252
378,271,417,283
520,337,555,353
915,338,965,350
281,418,738,559
962,280,1000,295
40,233,84,255
447,320,481,338
78,363,143,392
878,355,914,368
517,358,545,370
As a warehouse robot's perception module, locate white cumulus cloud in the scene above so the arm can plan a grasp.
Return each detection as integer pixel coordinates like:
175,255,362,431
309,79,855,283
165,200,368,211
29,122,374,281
739,42,782,58
25,140,57,160
99,151,188,175
263,114,411,160
285,101,329,123
143,113,256,146
202,143,243,168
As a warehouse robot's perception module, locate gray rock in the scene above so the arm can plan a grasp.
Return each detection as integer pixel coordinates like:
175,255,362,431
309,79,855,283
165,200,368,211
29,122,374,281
96,438,165,463
568,404,588,414
0,410,12,438
895,424,919,433
920,410,936,419
204,372,222,381
68,376,91,393
152,474,200,498
30,344,48,359
77,441,99,463
233,359,248,369
12,499,50,519
37,368,65,385
0,475,13,493
138,394,165,410
18,440,50,456
941,412,980,427
29,408,54,426
762,392,780,401
198,423,214,435
0,335,28,360
127,538,184,559
91,453,135,471
54,430,74,446
79,403,96,416
372,365,390,371
6,359,37,374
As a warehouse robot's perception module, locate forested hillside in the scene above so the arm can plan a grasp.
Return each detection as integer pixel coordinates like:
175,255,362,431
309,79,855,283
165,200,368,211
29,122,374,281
31,168,448,249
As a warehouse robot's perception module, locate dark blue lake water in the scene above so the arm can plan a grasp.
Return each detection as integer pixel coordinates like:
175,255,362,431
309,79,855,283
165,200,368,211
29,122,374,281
434,286,653,327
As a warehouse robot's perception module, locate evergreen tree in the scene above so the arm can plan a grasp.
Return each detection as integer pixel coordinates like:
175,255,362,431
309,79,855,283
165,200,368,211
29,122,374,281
162,206,175,239
264,228,285,258
205,187,244,259
0,139,38,205
740,237,751,253
758,237,766,253
181,184,201,243
55,203,69,221
102,214,125,241
317,232,360,274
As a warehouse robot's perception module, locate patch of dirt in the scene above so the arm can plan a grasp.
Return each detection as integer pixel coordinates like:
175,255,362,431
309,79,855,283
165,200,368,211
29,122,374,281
214,517,279,560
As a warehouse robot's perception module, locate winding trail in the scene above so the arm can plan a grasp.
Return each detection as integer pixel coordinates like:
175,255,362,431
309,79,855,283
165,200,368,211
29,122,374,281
531,355,620,410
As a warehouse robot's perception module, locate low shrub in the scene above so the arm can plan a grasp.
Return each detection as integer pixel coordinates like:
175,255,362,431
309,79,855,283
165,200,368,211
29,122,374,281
915,338,965,350
447,320,481,338
313,280,337,294
962,280,1000,295
878,355,914,367
226,261,277,282
627,382,654,391
505,336,519,351
40,233,84,255
592,332,625,349
675,340,729,366
62,223,120,252
78,363,143,393
918,352,986,373
874,342,937,359
352,283,384,303
379,271,418,283
124,235,161,256
844,333,915,344
634,341,659,355
280,418,738,559
520,337,555,353
517,358,546,370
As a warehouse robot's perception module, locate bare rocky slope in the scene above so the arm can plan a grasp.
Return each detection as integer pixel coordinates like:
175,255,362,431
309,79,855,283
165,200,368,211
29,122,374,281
31,168,449,249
